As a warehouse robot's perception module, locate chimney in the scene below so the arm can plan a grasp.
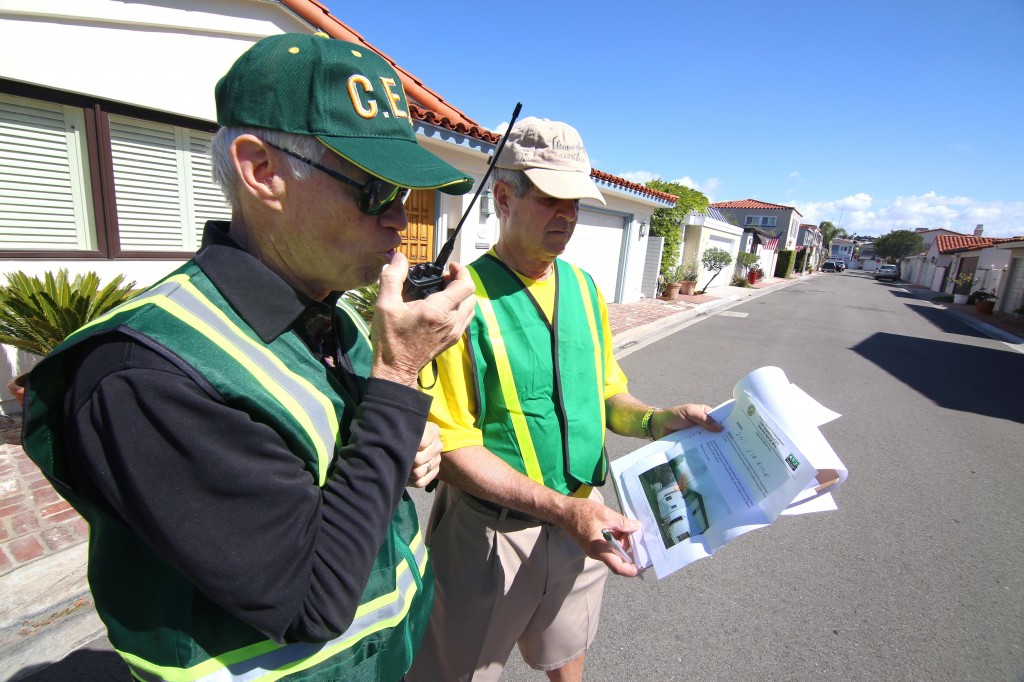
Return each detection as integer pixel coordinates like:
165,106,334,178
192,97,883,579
974,224,984,237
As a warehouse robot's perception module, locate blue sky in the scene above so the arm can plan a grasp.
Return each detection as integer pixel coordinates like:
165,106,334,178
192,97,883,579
325,0,1024,239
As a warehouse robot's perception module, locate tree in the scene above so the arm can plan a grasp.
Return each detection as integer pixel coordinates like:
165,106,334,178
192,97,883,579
645,179,710,279
698,247,732,293
818,220,849,263
874,230,925,268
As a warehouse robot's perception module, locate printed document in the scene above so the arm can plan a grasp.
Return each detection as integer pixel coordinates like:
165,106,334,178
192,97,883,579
610,366,847,579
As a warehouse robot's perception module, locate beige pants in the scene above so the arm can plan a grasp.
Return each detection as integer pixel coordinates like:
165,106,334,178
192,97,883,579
408,484,608,682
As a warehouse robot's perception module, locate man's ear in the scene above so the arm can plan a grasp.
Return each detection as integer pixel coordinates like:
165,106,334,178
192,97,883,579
492,180,513,219
231,135,284,210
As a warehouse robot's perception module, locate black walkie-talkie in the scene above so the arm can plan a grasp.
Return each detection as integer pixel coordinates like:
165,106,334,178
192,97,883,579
403,102,523,301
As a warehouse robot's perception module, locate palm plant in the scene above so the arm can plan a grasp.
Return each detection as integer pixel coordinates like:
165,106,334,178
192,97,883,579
0,269,137,357
342,281,379,323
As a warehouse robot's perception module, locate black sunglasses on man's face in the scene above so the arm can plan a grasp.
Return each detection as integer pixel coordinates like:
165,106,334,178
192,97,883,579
265,141,410,215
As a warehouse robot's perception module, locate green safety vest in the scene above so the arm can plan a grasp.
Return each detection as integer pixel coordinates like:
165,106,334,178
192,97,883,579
465,255,608,494
22,260,432,682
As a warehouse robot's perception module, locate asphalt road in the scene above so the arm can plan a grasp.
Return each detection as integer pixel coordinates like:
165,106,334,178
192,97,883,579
492,270,1024,681
19,271,1024,681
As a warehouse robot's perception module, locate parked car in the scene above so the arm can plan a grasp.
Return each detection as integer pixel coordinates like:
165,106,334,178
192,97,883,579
834,260,846,271
821,261,837,272
875,264,899,281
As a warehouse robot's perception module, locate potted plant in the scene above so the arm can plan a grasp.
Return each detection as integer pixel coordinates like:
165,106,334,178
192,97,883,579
736,252,760,285
952,272,973,304
973,289,997,314
677,263,700,296
0,269,137,408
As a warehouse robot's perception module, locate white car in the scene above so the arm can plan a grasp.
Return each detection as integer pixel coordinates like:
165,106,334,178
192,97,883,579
874,264,899,281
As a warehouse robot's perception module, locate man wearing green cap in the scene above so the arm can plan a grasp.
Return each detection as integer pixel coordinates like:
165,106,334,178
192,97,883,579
407,117,721,681
21,33,475,681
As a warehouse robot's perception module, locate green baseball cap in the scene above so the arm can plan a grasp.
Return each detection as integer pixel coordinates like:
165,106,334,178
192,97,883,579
215,33,472,194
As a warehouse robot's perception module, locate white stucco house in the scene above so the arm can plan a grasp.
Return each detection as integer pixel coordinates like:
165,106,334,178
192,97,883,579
680,207,744,291
901,227,976,287
995,238,1024,315
0,0,675,413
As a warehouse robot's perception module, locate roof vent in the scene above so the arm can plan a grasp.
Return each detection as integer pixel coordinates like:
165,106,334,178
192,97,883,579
974,224,984,237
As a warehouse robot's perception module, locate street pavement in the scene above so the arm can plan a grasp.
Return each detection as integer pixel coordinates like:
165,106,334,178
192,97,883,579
2,270,1021,680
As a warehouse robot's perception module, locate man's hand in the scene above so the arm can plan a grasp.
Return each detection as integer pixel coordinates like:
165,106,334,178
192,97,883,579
370,253,476,387
560,497,643,578
407,422,442,488
650,403,723,441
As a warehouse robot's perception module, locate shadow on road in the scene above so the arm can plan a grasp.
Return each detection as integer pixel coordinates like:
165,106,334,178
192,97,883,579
902,301,988,338
852,332,1024,424
13,649,128,682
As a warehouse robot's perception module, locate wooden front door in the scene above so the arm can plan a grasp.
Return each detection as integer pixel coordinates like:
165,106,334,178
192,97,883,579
400,189,435,264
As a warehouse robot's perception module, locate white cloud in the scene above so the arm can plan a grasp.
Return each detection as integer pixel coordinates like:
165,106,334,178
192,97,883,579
612,172,720,200
616,170,660,184
789,171,801,180
796,192,1024,239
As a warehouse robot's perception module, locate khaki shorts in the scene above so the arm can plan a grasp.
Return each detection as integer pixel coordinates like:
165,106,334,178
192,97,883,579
407,484,608,681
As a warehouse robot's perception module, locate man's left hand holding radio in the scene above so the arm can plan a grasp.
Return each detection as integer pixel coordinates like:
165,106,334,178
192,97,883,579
371,251,476,389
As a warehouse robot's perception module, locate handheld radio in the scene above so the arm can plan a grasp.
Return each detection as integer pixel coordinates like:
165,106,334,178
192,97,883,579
403,102,523,301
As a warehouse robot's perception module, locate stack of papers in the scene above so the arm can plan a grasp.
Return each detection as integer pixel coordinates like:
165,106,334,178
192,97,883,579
610,366,847,579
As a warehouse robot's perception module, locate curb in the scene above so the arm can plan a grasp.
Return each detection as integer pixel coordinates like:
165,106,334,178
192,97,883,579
613,277,807,359
935,304,1024,350
899,284,1024,351
0,543,102,682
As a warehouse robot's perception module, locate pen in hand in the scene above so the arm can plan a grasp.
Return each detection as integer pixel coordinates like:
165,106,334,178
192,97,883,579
601,528,634,565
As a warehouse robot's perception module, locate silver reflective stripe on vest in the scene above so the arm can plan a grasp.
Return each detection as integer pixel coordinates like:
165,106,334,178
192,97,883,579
121,532,428,682
73,275,338,484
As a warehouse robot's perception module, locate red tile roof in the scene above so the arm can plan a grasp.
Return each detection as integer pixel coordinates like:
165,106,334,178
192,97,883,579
279,0,673,203
935,234,994,253
710,199,801,215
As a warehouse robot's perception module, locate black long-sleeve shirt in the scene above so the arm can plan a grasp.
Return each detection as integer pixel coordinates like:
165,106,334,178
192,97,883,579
59,222,430,643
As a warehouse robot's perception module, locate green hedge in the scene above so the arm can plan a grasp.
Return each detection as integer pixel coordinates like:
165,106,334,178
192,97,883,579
774,250,796,278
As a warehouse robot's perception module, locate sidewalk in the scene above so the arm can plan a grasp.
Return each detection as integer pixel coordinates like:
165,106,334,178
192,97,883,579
900,283,1024,349
3,271,1021,679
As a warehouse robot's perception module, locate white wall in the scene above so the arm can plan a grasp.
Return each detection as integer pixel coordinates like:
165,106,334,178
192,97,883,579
0,0,307,121
681,214,743,290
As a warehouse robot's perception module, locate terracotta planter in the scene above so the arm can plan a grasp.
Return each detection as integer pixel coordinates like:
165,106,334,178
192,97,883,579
975,300,995,314
661,282,681,300
6,373,27,409
679,281,697,296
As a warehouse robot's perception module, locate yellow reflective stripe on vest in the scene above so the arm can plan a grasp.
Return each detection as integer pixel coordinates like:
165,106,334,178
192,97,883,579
70,274,337,485
467,267,545,485
335,298,370,339
119,531,429,682
567,264,607,435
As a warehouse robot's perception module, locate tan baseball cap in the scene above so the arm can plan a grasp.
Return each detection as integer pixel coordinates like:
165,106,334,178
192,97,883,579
494,117,606,205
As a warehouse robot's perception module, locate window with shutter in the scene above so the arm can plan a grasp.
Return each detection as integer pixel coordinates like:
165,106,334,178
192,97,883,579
109,116,229,252
0,93,97,250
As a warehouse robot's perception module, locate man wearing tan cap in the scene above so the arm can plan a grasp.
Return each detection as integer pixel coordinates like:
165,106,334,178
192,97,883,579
22,33,476,681
408,117,721,681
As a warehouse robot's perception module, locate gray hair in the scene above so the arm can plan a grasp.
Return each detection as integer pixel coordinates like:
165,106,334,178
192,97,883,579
210,127,327,207
489,167,531,199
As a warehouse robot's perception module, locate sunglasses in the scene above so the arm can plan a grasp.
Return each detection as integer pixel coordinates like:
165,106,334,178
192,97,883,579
265,142,410,215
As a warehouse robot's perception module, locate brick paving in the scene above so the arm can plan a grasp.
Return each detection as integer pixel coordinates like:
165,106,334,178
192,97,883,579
0,416,88,577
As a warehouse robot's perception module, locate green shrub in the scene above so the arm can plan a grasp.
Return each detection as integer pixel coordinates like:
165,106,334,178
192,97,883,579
0,270,137,357
775,250,796,278
342,281,379,323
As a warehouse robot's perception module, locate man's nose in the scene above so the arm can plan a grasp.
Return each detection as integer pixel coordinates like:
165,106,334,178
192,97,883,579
379,194,410,232
555,199,579,222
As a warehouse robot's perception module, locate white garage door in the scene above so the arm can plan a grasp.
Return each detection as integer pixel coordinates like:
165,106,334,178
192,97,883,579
562,208,627,302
